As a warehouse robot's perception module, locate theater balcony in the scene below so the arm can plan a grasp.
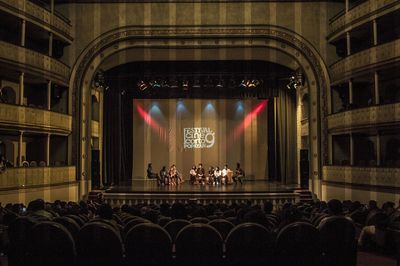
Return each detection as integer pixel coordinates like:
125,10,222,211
0,166,76,189
330,38,400,84
322,165,400,203
0,0,73,43
327,102,400,132
0,41,70,86
0,103,72,134
328,0,399,43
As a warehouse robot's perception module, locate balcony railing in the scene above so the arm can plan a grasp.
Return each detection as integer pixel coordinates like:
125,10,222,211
0,103,72,134
0,41,70,85
323,165,400,188
0,0,73,42
0,166,76,190
327,102,400,131
330,39,400,83
328,0,399,40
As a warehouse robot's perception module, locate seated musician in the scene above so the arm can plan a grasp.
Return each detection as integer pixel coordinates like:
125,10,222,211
189,165,197,184
147,163,159,180
159,166,168,185
233,162,244,184
214,166,221,185
169,164,177,185
207,166,215,185
196,163,205,185
221,164,230,185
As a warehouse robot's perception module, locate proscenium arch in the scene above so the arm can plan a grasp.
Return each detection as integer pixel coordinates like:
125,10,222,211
69,25,330,197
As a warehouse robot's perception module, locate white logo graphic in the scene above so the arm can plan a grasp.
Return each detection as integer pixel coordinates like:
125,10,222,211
184,128,215,149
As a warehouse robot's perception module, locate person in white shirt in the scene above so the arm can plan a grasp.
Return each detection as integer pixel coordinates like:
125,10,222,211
214,166,221,185
189,165,197,184
221,165,228,185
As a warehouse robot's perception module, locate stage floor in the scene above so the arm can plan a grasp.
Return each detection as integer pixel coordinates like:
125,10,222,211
105,180,299,194
103,180,302,205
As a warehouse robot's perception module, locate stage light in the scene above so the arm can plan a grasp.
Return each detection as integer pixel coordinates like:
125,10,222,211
177,100,186,112
239,80,247,89
228,78,236,88
204,101,215,112
137,80,148,91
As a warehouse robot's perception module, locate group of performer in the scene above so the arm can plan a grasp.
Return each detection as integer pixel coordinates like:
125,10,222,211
147,162,244,186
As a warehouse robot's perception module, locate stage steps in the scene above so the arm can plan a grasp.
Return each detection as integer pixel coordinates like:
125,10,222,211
294,189,314,204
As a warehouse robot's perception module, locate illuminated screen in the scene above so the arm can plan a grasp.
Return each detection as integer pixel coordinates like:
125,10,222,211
132,99,269,179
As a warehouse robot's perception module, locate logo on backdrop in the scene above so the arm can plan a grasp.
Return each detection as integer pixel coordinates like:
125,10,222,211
184,128,215,149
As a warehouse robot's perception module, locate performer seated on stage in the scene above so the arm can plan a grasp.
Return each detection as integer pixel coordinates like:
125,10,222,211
221,164,230,185
196,163,205,185
189,165,197,184
147,163,159,180
233,162,244,184
214,166,221,185
169,164,177,185
207,166,215,184
159,166,168,185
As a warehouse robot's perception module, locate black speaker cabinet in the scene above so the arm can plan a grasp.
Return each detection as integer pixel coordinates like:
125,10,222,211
91,150,100,187
300,149,309,189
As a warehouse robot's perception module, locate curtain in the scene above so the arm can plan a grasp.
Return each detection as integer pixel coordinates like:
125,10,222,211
275,88,297,184
103,87,132,185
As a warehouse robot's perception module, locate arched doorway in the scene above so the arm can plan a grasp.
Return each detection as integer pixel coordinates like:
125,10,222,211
69,25,330,197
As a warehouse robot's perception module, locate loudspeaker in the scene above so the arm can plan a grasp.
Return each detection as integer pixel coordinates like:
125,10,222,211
91,150,100,187
300,149,309,189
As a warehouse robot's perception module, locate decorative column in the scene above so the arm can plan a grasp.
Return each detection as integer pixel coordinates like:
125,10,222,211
348,79,353,105
346,32,351,56
46,134,50,166
374,72,379,105
345,0,350,12
373,19,378,46
48,33,53,57
47,81,52,110
18,131,23,167
376,133,381,166
350,133,354,166
19,72,24,105
21,19,26,47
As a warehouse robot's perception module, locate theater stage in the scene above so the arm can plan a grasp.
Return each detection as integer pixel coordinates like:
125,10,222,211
103,180,303,206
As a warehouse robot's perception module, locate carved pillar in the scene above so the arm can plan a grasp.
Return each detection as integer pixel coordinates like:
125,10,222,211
346,32,351,56
18,131,23,167
49,32,53,57
46,134,51,166
373,19,378,46
349,79,353,104
376,133,381,166
47,80,52,110
350,133,354,166
374,72,379,105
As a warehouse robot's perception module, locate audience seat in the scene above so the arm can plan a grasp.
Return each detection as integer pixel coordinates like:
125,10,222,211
77,222,123,266
225,222,275,266
163,219,191,242
190,217,210,224
28,221,76,266
208,219,234,240
7,216,37,266
318,216,357,266
125,223,172,266
158,216,172,227
276,221,321,266
122,217,151,239
53,216,81,242
175,223,223,266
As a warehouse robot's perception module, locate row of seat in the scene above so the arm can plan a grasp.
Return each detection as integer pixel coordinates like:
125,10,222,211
7,214,357,266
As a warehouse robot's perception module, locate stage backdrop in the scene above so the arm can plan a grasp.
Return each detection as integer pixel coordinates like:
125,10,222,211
132,99,269,180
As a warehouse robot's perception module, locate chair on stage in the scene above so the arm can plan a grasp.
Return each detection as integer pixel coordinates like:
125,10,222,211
163,219,191,242
318,216,357,266
125,223,172,266
276,221,322,266
175,223,223,266
208,219,235,240
77,222,123,266
28,221,76,266
225,222,275,266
